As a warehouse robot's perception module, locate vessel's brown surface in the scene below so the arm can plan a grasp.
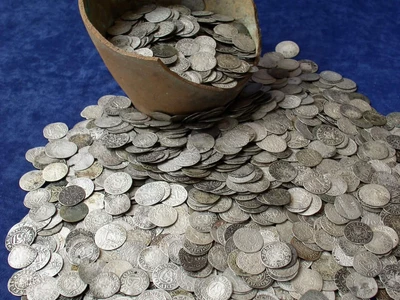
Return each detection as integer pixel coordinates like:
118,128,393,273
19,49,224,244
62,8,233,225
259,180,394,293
79,0,261,116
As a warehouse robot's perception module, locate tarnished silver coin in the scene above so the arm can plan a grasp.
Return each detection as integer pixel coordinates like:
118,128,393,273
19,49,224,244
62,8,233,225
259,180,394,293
59,185,86,206
344,221,373,245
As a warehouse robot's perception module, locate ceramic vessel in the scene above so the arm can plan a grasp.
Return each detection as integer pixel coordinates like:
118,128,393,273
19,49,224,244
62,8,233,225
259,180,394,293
79,0,261,116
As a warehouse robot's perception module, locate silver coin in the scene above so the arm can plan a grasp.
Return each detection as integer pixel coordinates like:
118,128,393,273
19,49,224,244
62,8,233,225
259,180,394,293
138,246,169,272
95,223,127,250
260,242,292,269
37,252,63,277
8,244,37,269
45,139,78,158
23,188,51,209
345,272,378,299
197,275,233,300
148,204,178,227
7,268,42,296
163,184,188,207
292,268,323,295
43,122,69,140
19,170,45,191
120,268,150,296
232,227,263,253
275,41,300,59
90,272,121,298
5,223,37,251
42,162,69,182
135,181,169,206
103,172,133,195
57,271,87,297
152,263,180,290
26,276,60,300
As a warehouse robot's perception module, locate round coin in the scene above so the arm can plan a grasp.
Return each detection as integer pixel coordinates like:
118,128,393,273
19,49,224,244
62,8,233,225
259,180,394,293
95,223,127,250
260,242,292,269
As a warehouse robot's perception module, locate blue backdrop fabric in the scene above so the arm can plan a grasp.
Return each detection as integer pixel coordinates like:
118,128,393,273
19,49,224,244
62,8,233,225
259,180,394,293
0,1,399,298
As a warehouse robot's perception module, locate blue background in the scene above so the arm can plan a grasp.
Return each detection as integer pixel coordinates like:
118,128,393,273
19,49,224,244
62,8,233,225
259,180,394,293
0,0,399,298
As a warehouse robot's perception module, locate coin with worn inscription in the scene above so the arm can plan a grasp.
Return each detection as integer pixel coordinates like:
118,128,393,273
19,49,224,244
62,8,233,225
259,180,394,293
103,172,133,195
344,221,373,244
26,276,60,300
90,272,121,298
59,185,86,206
57,271,87,297
233,227,263,253
95,223,127,250
345,272,378,298
8,244,37,269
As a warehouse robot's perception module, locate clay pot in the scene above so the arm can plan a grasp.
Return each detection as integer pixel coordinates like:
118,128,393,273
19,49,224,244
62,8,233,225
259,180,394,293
78,0,261,116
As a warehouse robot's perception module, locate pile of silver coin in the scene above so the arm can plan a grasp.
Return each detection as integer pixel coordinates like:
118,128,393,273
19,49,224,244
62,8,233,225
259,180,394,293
107,2,257,88
6,40,400,300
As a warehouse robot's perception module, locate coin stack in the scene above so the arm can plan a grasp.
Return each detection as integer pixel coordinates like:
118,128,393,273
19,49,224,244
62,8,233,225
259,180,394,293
6,40,400,300
106,2,257,89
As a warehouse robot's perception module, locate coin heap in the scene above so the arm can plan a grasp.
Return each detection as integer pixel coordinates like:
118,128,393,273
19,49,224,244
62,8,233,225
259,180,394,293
106,2,257,89
7,40,400,300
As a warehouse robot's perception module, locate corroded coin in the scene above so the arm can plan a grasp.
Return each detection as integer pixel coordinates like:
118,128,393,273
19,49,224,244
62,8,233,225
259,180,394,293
59,202,89,222
344,221,373,245
59,185,86,206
